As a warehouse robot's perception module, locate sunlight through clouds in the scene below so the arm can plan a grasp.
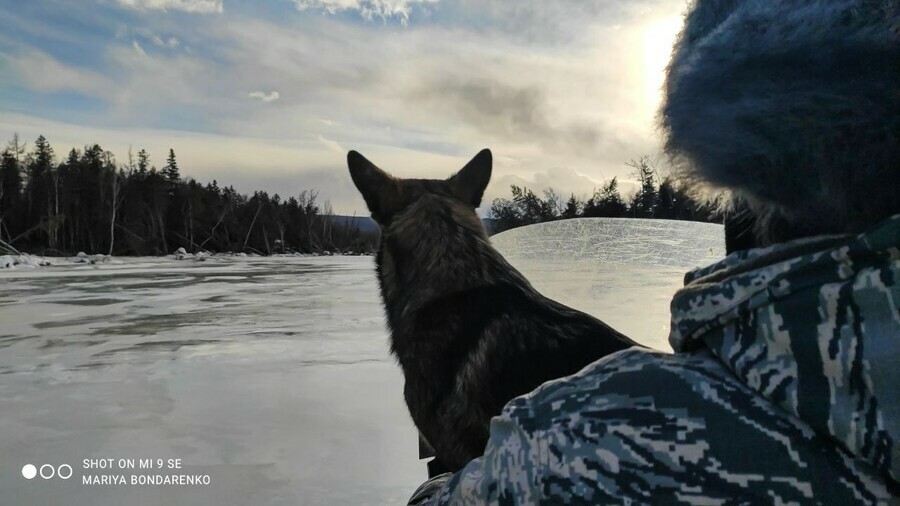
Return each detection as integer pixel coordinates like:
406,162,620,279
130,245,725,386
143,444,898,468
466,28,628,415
641,15,683,119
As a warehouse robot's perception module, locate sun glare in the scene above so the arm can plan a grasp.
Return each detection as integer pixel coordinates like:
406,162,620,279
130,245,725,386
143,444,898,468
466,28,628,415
642,16,683,116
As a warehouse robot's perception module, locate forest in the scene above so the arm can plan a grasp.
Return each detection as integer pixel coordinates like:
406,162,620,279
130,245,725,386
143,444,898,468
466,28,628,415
0,134,377,256
0,134,721,257
488,157,723,234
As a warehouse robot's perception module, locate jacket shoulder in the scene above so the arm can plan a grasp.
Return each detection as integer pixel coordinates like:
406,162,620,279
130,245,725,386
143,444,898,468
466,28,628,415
505,348,893,504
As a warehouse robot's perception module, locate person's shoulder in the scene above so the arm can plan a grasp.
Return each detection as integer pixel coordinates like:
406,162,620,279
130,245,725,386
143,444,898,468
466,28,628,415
494,347,896,504
503,347,731,432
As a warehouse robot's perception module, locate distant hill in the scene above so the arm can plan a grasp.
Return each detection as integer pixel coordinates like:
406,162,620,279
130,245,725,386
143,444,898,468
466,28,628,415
330,216,499,235
329,215,379,233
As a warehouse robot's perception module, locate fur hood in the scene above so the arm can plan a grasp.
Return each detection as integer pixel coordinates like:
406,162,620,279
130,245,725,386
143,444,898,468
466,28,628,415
662,0,900,241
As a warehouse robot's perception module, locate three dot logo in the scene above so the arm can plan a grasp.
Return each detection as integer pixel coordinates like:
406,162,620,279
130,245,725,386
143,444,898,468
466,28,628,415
22,464,72,480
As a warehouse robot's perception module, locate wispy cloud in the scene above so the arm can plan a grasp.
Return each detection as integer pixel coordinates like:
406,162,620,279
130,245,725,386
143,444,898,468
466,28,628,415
150,34,180,48
163,36,179,47
293,0,439,25
317,134,344,153
3,49,114,98
115,0,223,14
248,91,281,103
123,28,182,50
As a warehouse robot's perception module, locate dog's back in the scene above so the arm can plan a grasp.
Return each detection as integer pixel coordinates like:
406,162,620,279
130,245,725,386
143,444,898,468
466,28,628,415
349,149,637,470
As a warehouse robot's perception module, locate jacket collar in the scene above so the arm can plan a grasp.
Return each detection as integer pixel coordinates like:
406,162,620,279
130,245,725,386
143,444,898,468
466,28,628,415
670,213,900,482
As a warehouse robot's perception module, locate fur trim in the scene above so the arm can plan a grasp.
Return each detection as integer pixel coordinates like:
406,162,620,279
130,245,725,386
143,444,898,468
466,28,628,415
663,0,900,241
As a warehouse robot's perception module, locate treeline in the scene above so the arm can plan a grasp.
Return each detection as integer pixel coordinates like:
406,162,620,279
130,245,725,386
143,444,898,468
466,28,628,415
489,157,722,234
0,134,377,256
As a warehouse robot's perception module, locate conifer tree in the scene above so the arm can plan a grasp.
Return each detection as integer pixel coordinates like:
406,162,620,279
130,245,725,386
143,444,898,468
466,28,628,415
0,149,21,241
137,149,150,176
562,194,580,218
25,135,55,232
163,148,180,184
584,177,627,218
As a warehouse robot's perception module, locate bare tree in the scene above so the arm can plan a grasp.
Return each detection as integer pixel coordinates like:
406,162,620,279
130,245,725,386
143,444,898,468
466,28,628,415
627,156,661,218
7,133,26,165
50,161,60,249
242,200,263,252
107,152,125,255
542,188,564,217
201,202,231,248
126,146,135,172
0,176,4,243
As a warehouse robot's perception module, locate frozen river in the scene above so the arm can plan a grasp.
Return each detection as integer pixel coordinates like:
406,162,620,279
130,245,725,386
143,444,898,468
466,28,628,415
1,256,423,505
0,218,724,505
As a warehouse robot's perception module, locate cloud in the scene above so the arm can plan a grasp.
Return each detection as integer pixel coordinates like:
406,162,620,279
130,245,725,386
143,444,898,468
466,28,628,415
248,91,281,103
317,134,344,153
132,40,147,55
416,79,551,139
0,110,352,203
2,50,114,98
177,8,672,205
126,28,181,49
409,77,607,153
293,0,439,25
99,43,233,127
151,35,180,48
114,0,223,14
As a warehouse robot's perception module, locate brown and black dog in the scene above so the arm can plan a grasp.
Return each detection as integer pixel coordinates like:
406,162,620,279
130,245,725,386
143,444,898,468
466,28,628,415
348,149,637,471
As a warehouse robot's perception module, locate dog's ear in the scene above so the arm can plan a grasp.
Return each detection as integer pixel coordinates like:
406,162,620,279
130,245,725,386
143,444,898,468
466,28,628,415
449,149,492,207
348,150,399,222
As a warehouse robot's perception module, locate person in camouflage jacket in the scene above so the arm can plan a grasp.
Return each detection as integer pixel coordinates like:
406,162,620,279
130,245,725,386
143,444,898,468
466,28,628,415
410,0,900,503
412,216,900,504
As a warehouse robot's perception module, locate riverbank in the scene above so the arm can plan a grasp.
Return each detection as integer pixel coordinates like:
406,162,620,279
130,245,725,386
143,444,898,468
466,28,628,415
0,249,373,270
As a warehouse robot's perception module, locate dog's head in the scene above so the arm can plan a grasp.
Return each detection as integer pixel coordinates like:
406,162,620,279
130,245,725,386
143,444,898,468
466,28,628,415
347,149,492,232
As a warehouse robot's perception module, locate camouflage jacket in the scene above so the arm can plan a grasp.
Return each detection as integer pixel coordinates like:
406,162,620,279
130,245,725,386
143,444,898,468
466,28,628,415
410,214,900,505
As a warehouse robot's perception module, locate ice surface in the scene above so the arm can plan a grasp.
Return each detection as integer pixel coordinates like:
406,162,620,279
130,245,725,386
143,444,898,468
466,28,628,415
492,218,725,350
0,256,424,506
0,219,724,505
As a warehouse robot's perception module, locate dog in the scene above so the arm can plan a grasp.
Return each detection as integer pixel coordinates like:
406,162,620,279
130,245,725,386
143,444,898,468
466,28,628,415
348,148,638,471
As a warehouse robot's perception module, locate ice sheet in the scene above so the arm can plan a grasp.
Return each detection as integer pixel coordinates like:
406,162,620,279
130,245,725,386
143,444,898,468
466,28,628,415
0,256,424,506
492,218,725,350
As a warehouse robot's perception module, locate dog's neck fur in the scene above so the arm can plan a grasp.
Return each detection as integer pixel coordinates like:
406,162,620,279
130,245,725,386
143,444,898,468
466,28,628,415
375,194,529,363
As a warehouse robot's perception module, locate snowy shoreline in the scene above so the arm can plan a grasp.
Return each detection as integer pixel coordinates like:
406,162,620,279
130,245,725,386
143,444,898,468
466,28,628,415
0,248,372,270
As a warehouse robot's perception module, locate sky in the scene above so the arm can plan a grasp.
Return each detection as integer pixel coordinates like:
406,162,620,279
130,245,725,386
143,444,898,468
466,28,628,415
0,0,686,215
